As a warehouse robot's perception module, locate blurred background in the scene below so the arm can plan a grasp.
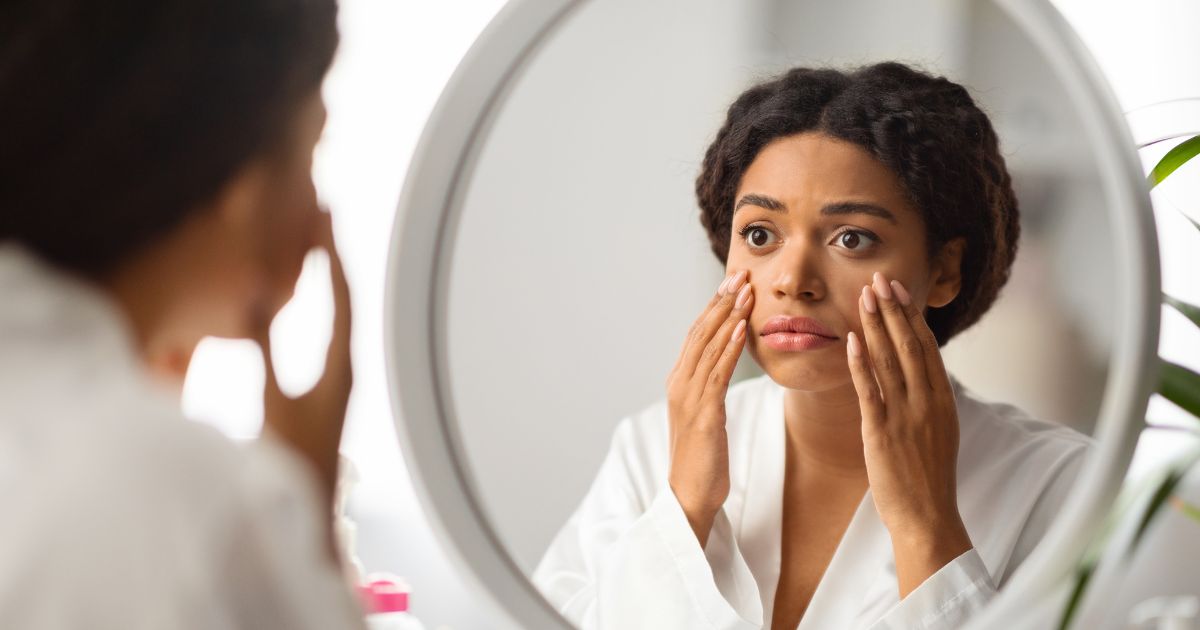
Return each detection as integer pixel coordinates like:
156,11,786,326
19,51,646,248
178,1,1200,628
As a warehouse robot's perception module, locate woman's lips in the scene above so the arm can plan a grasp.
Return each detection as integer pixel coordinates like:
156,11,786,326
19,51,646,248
759,315,839,352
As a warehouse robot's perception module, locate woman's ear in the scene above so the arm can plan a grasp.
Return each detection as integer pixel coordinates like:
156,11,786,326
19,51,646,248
144,339,199,387
211,159,270,233
926,237,965,308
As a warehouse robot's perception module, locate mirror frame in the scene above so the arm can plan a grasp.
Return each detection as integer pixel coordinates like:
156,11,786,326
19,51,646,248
383,0,1160,626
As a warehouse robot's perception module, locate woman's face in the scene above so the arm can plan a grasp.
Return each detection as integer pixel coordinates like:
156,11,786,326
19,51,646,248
247,91,328,327
206,90,328,340
132,90,327,377
727,132,962,393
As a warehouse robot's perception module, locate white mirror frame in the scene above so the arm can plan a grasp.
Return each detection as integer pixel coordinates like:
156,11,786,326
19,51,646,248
383,0,1161,626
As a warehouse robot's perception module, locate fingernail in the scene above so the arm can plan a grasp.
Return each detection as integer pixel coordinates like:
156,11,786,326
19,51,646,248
718,275,732,294
861,286,877,313
890,280,911,306
847,331,862,357
732,319,747,341
727,270,747,295
735,283,752,308
873,272,892,300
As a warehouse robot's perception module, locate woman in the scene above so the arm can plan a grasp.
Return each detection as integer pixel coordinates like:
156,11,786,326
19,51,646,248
0,0,364,628
533,63,1091,629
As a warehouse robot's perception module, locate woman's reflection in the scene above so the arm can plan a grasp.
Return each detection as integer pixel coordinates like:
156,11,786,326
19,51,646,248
533,63,1091,630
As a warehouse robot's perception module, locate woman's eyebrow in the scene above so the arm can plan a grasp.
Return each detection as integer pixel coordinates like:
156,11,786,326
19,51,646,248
821,201,898,224
733,194,898,225
733,193,786,213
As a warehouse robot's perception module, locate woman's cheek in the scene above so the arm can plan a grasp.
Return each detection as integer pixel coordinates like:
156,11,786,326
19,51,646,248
844,288,867,339
274,199,319,289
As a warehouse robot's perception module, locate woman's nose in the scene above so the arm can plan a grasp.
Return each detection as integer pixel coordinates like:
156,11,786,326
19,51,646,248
768,243,825,301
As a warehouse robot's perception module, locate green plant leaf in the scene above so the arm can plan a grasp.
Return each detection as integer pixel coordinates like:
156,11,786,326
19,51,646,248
1128,466,1191,557
1165,294,1200,329
1161,360,1200,420
1058,447,1200,628
1056,563,1096,630
1186,211,1200,235
1173,497,1200,525
1148,134,1200,189
1145,421,1200,434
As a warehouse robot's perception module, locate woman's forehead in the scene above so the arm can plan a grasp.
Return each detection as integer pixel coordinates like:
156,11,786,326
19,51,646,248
735,132,917,220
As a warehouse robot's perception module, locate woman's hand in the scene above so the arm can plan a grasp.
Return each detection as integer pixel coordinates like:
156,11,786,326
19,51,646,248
666,270,754,548
846,272,972,598
255,211,353,551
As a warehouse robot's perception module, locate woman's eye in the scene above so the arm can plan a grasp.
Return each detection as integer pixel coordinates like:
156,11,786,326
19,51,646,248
743,226,777,248
833,229,877,252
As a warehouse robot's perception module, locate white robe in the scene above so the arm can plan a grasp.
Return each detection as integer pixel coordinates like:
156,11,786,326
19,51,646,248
533,371,1091,629
0,245,364,630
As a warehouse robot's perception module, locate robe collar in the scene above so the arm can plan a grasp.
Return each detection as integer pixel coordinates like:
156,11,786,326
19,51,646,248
732,376,967,629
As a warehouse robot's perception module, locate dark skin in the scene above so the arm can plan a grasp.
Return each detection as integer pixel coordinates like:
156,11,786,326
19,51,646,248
100,91,353,562
667,132,969,628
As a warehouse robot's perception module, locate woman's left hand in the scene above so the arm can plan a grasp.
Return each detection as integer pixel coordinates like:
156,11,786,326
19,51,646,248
846,271,973,598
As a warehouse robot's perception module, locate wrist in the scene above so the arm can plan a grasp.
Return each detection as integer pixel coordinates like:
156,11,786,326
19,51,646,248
668,481,719,547
890,512,973,599
894,512,970,554
887,500,967,545
894,525,971,564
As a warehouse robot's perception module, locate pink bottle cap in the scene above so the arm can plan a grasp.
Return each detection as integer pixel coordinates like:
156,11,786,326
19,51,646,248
359,578,410,613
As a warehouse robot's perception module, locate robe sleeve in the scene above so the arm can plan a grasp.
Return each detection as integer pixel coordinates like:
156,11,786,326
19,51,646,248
219,438,367,630
866,547,996,630
867,441,1090,630
533,417,762,630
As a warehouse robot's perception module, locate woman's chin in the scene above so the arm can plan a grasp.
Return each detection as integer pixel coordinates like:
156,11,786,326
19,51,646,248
750,348,851,392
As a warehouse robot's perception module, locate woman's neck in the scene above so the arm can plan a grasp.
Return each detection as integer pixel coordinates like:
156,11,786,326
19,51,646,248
782,381,868,476
98,247,203,386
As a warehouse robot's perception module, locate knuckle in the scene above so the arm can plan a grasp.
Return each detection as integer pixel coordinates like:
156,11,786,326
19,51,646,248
878,353,899,373
900,338,924,357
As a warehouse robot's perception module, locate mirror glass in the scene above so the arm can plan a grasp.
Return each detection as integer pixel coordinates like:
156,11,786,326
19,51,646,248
442,0,1116,625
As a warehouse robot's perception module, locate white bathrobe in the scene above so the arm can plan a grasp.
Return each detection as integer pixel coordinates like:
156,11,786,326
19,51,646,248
0,245,364,630
533,371,1091,629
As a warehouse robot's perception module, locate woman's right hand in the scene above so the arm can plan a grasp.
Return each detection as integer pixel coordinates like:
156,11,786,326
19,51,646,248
666,270,754,548
255,212,353,519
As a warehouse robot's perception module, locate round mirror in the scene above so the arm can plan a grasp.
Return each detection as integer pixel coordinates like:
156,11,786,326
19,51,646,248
385,0,1160,627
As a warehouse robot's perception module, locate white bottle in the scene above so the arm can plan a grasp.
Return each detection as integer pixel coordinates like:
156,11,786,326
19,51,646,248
334,456,365,586
362,575,427,630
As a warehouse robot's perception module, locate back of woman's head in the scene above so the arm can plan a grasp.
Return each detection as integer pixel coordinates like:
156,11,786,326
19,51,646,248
695,62,1020,345
0,0,338,274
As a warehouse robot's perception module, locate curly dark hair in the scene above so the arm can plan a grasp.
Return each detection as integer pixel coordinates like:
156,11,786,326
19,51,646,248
0,0,338,275
695,62,1019,346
